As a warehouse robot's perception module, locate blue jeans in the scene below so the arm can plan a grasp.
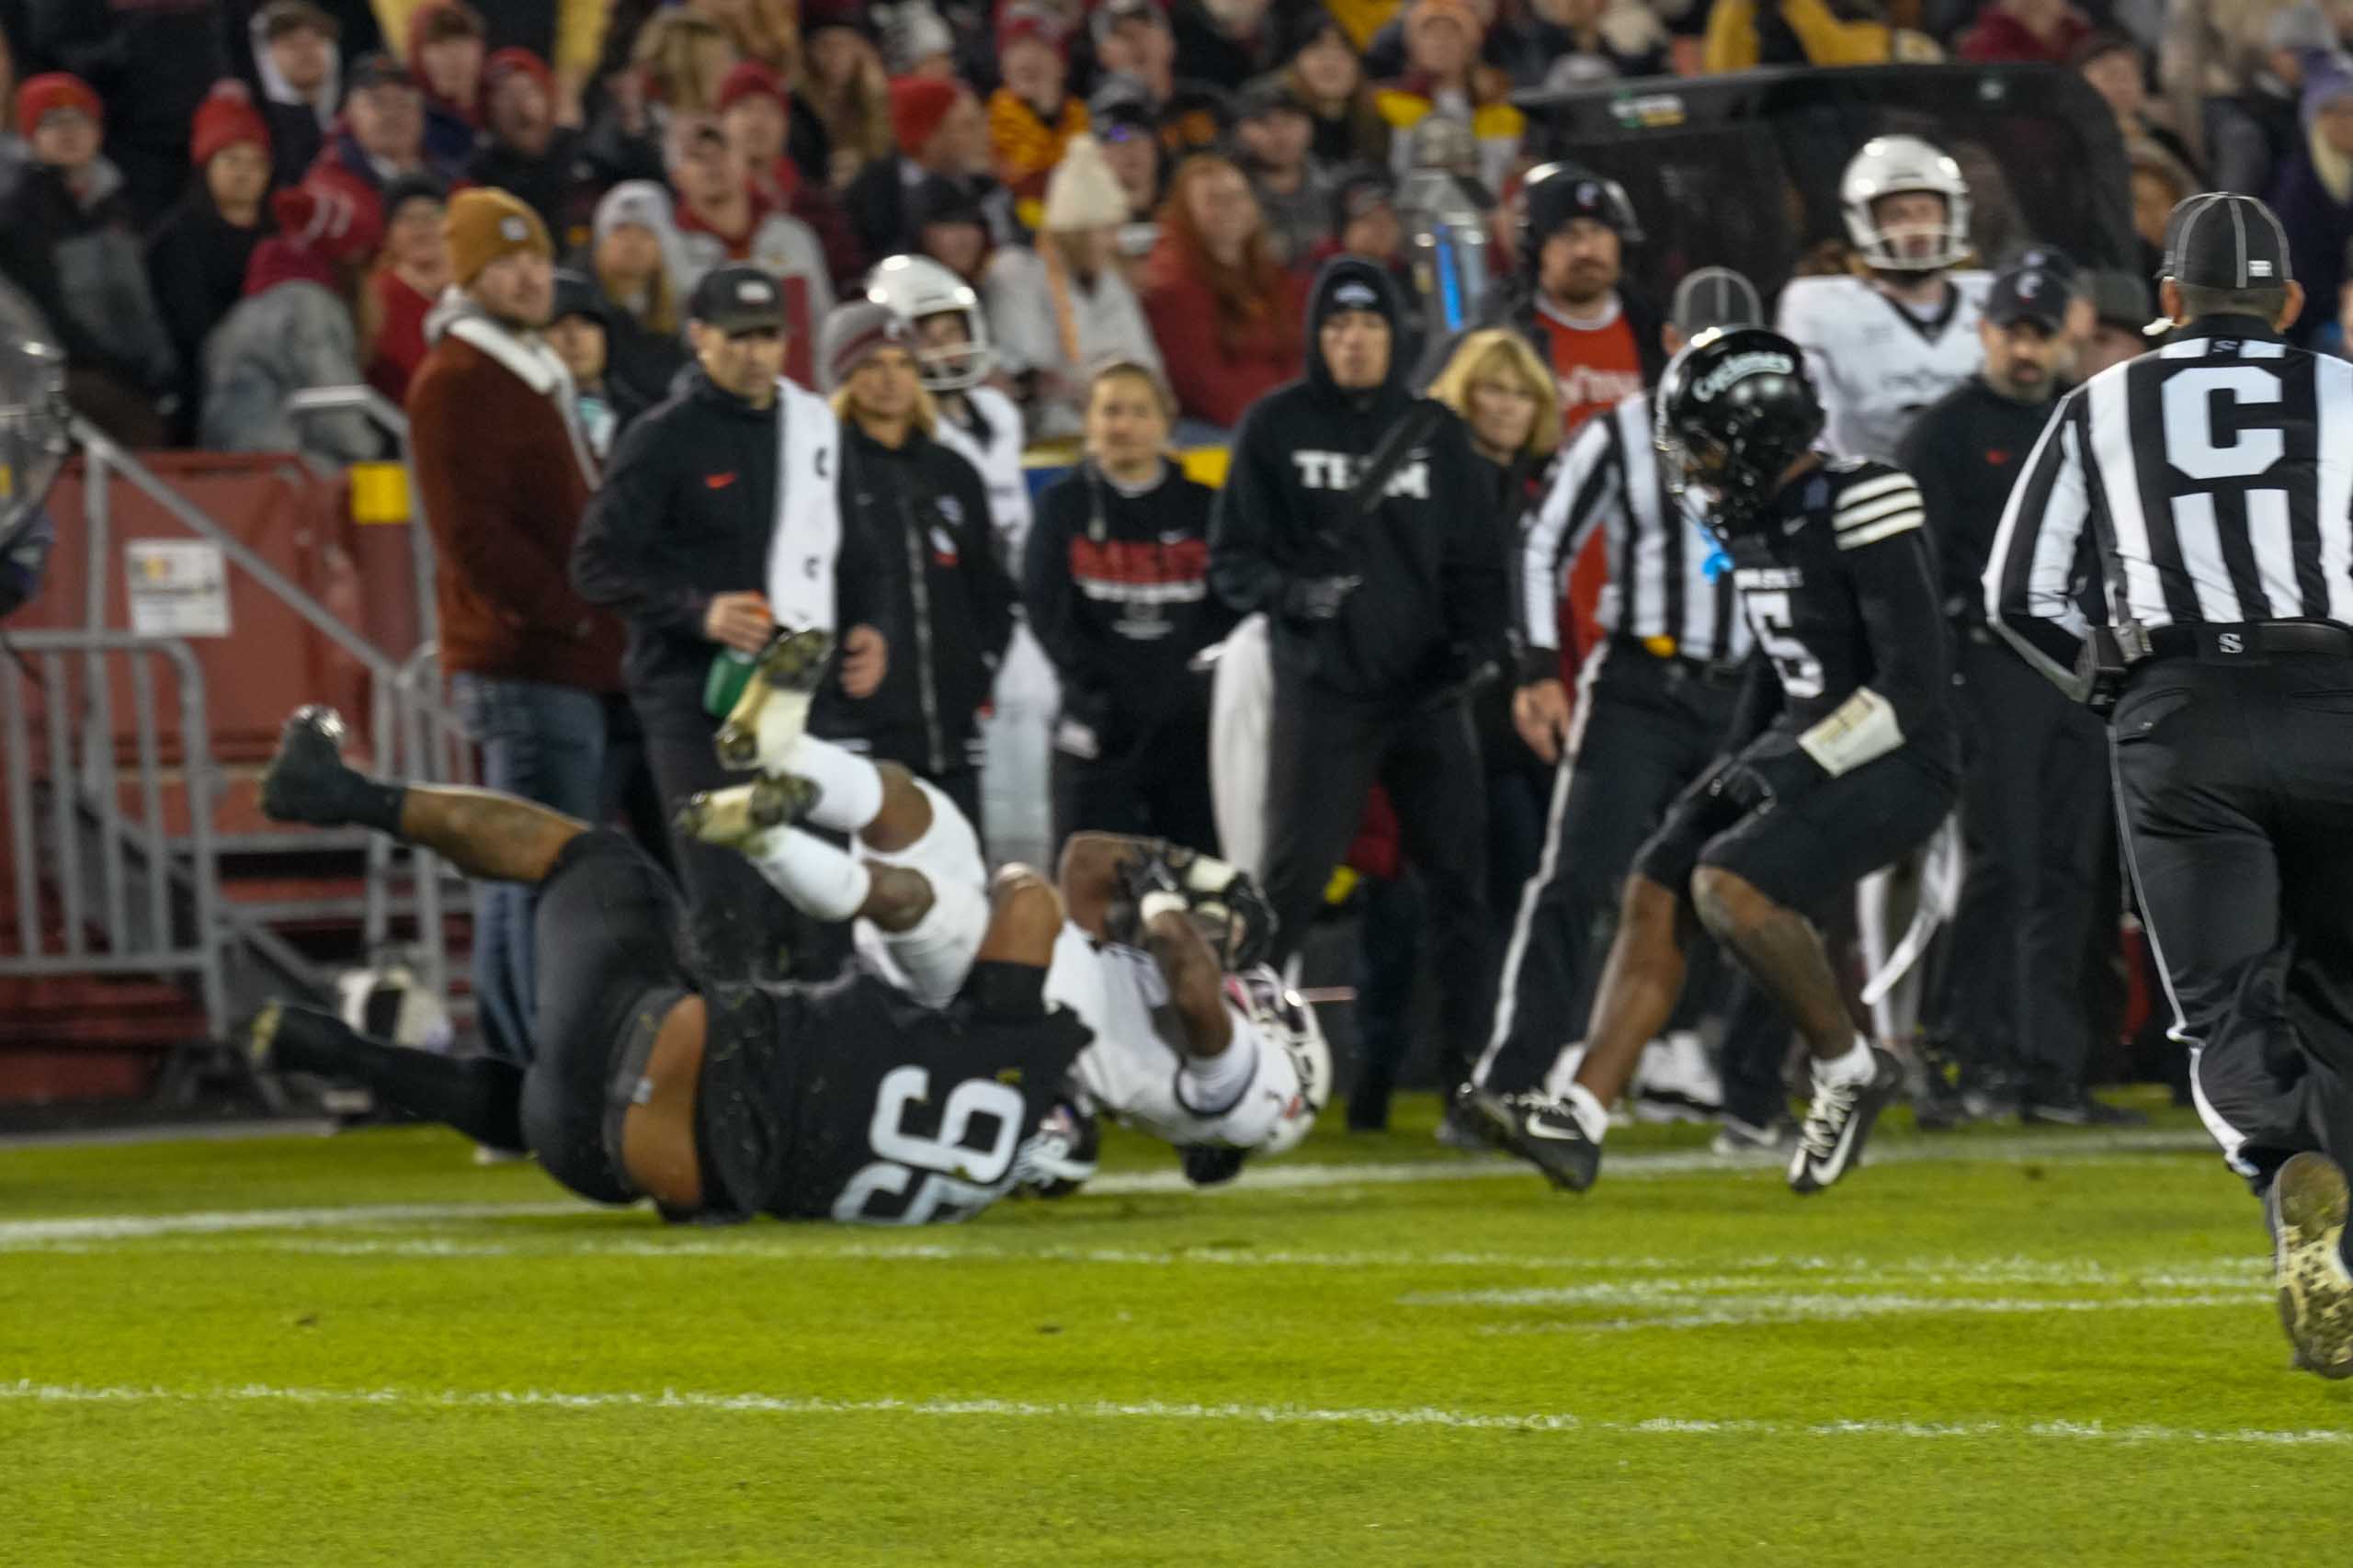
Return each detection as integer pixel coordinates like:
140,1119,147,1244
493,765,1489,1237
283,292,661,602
452,675,609,1065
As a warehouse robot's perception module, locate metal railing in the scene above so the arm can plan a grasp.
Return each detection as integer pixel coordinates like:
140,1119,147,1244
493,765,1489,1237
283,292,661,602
0,631,226,1039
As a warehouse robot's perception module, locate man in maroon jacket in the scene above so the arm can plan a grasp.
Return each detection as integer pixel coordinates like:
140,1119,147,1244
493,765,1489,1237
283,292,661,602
407,185,625,1072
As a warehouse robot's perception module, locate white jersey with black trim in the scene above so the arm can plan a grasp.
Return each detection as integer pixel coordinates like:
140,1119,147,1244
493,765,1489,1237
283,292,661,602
1045,925,1301,1152
1776,271,1993,465
933,383,1033,555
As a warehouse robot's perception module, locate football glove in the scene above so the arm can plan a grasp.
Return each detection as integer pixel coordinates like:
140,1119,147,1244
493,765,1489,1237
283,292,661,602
1281,573,1361,623
1717,733,1828,812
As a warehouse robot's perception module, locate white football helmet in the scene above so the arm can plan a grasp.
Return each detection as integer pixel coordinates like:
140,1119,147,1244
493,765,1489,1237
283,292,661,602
1839,134,1972,274
1224,965,1331,1158
862,253,994,391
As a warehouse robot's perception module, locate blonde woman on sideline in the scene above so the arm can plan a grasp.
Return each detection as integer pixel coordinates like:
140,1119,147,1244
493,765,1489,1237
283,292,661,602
1427,325,1562,478
983,134,1164,440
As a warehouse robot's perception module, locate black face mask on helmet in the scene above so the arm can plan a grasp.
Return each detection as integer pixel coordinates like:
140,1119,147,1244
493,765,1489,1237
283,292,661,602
1654,325,1824,538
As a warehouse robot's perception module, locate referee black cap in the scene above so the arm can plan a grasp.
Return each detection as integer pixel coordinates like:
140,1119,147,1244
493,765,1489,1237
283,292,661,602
2159,192,2292,290
1669,267,1762,335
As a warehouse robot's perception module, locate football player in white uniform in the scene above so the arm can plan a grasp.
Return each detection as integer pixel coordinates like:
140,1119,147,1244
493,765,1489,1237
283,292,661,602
1776,135,1992,466
679,628,1330,1191
864,254,1061,873
1776,134,1988,1062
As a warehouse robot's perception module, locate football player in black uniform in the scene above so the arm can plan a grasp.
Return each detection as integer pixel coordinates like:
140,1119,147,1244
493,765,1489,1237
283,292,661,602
245,703,1090,1227
1467,327,1958,1196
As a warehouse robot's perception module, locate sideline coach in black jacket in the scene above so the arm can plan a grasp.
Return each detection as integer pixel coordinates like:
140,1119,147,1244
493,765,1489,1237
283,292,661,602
574,265,886,982
1211,256,1511,1085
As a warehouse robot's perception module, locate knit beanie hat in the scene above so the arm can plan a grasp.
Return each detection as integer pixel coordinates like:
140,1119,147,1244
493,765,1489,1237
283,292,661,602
446,187,551,286
820,300,911,392
17,74,101,140
191,80,271,168
594,179,676,246
1042,135,1127,231
2304,52,2353,129
718,61,790,114
890,75,962,156
483,47,553,99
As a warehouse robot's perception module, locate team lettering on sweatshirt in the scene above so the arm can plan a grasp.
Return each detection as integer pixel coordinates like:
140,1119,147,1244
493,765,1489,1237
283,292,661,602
1290,450,1432,499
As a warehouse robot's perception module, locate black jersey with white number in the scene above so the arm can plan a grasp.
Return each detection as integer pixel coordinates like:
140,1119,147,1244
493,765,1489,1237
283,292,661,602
697,970,1091,1226
1722,459,1959,775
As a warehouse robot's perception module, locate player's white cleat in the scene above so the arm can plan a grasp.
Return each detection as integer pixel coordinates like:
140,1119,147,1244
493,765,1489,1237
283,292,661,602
1788,1048,1902,1195
2269,1152,2353,1379
713,626,834,773
673,776,818,848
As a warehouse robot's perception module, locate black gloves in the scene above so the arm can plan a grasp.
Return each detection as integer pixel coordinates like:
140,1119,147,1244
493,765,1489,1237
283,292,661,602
1280,574,1360,623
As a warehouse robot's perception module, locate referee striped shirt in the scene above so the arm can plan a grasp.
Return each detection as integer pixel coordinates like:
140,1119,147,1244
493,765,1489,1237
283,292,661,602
1520,392,1753,664
1984,316,2353,699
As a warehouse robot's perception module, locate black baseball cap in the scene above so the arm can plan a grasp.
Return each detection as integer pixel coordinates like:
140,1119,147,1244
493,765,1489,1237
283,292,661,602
1986,263,2069,332
551,268,608,328
1234,74,1308,122
688,264,786,333
2159,192,2293,290
345,51,415,94
1669,267,1762,335
2006,243,2079,284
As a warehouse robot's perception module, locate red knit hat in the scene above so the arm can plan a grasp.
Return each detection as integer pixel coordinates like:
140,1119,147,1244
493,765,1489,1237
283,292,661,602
996,3,1068,56
244,235,336,296
888,75,962,156
483,47,553,98
190,80,271,168
17,73,101,141
718,61,789,114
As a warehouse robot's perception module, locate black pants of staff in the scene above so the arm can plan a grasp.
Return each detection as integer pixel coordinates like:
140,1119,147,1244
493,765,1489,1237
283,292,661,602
2111,647,2353,1191
1262,669,1492,1092
1931,634,2112,1100
1475,638,1789,1117
634,682,843,985
1051,706,1220,859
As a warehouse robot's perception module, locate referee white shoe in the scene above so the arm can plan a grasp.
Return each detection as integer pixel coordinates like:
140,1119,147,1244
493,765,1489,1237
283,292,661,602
2268,1153,2353,1379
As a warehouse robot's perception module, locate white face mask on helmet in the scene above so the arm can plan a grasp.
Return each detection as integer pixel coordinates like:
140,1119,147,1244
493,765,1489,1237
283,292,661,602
1838,134,1972,274
1223,965,1331,1158
861,253,995,391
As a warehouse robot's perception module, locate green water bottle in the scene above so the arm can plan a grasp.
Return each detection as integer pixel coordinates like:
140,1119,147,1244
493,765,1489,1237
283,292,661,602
703,647,756,719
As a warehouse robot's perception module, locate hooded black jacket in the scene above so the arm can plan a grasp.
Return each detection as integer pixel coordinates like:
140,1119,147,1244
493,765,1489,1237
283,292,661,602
827,419,1018,778
1210,256,1510,706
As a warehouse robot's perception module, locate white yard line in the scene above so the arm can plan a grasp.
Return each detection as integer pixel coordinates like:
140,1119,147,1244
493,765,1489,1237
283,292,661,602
0,1378,2343,1449
1463,1290,2259,1334
0,1130,2217,1248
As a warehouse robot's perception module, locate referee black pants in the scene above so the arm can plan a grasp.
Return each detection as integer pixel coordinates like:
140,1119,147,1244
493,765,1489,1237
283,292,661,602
2112,653,2353,1189
1475,638,1788,1117
1933,635,2112,1098
1262,668,1491,1089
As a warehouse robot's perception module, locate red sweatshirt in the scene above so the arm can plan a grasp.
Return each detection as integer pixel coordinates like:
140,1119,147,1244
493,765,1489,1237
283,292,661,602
1138,249,1306,429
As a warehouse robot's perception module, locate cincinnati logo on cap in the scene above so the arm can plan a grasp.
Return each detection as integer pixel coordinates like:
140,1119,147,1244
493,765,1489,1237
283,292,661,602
1690,350,1794,402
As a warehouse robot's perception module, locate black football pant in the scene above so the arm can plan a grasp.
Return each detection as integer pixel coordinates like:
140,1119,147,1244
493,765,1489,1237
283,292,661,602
634,681,839,984
1051,706,1220,859
2111,653,2353,1192
1475,640,1788,1116
1262,671,1490,1091
1931,635,2112,1099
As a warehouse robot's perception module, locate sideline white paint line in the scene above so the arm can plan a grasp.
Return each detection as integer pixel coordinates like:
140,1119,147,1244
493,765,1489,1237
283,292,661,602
0,1131,2217,1246
1,1378,2346,1449
78,1234,2263,1293
1461,1290,2258,1334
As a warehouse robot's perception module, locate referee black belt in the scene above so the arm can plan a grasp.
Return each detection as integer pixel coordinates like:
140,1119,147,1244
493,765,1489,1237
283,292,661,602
1615,633,1745,687
2127,620,2353,665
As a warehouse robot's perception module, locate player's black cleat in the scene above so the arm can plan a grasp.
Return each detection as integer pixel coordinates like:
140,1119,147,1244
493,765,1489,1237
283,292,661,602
673,775,819,847
1179,1144,1247,1187
259,705,366,825
2268,1152,2353,1379
714,626,834,772
1461,1086,1602,1193
1788,1048,1903,1195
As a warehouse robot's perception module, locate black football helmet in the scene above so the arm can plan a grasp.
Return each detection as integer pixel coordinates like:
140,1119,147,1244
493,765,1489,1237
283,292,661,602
1518,162,1643,275
1654,326,1824,537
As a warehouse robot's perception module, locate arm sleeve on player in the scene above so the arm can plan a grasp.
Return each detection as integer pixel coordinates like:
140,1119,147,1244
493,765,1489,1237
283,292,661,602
1832,496,1949,766
1984,392,2096,699
1518,413,1619,665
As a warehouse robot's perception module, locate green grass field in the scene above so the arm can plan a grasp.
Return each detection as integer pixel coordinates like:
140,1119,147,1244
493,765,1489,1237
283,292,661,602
4,1095,2345,1567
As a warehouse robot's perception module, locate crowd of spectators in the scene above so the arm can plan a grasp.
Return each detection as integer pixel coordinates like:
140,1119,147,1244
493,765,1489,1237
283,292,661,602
16,0,2353,460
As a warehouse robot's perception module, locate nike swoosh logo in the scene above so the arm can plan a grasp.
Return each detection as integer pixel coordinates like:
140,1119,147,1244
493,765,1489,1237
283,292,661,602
1521,1120,1580,1141
706,472,738,490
